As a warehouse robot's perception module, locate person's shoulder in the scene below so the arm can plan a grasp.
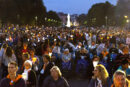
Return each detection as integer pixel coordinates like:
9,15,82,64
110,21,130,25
60,77,68,82
0,78,10,86
18,78,25,83
89,77,98,83
16,78,25,87
0,77,10,83
44,76,52,81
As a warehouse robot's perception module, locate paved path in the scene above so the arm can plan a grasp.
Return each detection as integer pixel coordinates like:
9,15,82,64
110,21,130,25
69,79,89,87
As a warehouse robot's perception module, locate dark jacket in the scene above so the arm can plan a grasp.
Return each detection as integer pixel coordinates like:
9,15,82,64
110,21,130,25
88,77,112,87
42,76,70,87
26,70,37,87
39,62,54,86
0,77,25,87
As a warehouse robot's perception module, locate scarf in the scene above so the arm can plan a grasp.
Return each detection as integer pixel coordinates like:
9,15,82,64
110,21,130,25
7,74,22,86
22,68,31,81
102,51,108,57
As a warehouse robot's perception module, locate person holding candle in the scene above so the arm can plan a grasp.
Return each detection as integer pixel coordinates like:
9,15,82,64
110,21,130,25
42,66,70,87
39,55,54,86
88,64,112,87
29,48,39,72
22,60,37,87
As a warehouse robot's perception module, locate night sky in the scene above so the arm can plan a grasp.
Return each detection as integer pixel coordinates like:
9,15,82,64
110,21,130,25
44,0,118,14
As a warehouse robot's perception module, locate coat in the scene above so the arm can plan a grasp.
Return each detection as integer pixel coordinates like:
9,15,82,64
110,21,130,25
88,77,112,87
42,76,70,87
0,77,25,87
26,70,37,87
39,62,54,86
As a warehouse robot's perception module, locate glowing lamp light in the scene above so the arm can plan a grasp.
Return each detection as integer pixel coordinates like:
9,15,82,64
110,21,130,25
124,15,128,19
126,19,129,23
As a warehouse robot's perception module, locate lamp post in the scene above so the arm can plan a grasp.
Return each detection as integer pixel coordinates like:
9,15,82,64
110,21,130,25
35,16,38,26
124,15,129,29
124,15,128,19
105,16,108,29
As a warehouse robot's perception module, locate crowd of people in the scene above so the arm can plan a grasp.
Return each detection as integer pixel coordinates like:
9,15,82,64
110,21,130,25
0,25,130,87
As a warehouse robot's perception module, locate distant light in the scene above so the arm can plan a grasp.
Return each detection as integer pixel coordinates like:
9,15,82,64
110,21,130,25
126,19,129,23
124,15,128,19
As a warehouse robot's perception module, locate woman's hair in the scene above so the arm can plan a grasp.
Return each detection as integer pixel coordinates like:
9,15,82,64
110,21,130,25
5,46,13,57
50,66,62,77
24,60,32,67
113,70,126,79
95,64,109,86
8,61,18,69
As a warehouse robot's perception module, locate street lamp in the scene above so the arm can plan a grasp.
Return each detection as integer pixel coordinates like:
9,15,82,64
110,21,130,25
35,16,38,26
105,16,108,29
124,15,128,19
45,17,47,21
126,19,129,23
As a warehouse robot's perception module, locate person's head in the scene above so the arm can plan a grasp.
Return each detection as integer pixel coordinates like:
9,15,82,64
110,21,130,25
17,41,22,47
80,48,87,53
121,60,129,70
93,64,109,85
8,61,18,75
93,55,100,62
23,42,28,49
50,66,62,79
103,48,107,52
113,70,127,87
111,44,115,48
30,48,35,56
43,55,50,63
78,42,82,46
24,60,32,70
22,53,30,61
64,48,69,54
5,46,13,57
92,41,95,45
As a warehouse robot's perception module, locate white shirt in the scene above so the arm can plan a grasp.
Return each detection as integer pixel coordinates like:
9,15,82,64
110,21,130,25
126,37,130,45
97,78,102,87
52,46,61,54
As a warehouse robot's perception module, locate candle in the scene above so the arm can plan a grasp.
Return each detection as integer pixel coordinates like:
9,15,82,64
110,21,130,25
32,57,37,63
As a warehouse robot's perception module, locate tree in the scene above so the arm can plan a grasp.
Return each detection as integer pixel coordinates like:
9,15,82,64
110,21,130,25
77,14,87,26
46,11,61,26
86,1,116,27
115,0,130,26
0,0,47,26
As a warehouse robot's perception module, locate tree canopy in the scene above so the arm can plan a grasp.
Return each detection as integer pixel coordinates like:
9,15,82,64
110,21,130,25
0,0,61,26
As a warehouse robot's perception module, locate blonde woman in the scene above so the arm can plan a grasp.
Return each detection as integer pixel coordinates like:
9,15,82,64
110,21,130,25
42,66,70,87
111,70,129,87
88,64,112,87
